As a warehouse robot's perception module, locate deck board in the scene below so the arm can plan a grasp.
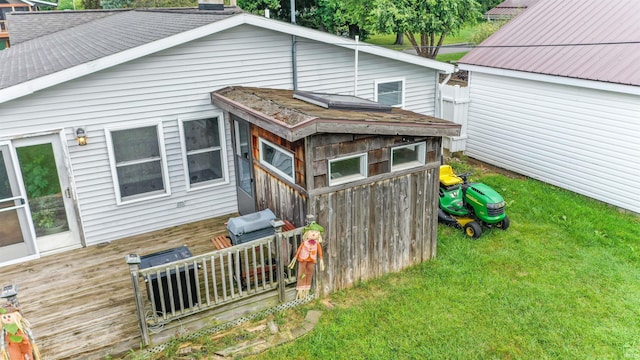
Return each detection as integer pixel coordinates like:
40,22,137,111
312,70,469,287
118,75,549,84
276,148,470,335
0,215,235,359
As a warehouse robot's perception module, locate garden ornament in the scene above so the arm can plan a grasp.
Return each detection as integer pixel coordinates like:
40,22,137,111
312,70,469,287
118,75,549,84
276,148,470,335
289,221,325,299
0,306,40,360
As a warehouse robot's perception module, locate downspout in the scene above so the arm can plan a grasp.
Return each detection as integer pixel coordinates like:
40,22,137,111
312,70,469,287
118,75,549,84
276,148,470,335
290,0,298,90
354,35,359,96
292,35,298,90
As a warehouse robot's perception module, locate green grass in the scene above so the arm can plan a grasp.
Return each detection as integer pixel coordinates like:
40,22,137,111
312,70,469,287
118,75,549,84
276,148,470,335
248,167,640,359
435,51,468,63
367,24,478,49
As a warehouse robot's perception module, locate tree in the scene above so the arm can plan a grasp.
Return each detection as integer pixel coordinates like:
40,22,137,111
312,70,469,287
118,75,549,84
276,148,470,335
237,0,281,16
82,0,101,9
470,19,506,45
317,0,372,39
372,0,481,58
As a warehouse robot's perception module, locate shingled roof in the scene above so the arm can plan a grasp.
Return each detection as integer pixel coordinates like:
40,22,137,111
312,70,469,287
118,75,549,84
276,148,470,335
0,8,455,103
7,9,130,45
0,8,241,91
461,0,640,87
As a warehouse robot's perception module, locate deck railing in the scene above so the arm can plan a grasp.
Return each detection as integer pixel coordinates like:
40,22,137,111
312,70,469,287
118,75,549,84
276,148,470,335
127,221,304,346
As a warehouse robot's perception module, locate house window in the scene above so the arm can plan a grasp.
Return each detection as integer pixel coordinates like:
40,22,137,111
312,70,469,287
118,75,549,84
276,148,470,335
259,138,294,182
391,142,426,171
375,79,405,107
180,116,226,189
107,124,169,203
329,153,368,186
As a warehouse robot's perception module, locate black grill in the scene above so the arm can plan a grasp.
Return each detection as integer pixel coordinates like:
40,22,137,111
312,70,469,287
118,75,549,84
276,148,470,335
488,207,504,216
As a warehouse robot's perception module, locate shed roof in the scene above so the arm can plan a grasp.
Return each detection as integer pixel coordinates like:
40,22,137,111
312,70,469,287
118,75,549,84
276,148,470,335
0,9,454,104
461,0,640,87
484,0,539,19
211,87,461,142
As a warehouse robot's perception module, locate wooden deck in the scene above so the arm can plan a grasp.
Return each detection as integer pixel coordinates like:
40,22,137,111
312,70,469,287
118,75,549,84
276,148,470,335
0,215,245,359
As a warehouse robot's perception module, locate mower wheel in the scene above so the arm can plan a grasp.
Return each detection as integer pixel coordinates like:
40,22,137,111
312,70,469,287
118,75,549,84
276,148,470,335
464,221,482,239
498,215,510,230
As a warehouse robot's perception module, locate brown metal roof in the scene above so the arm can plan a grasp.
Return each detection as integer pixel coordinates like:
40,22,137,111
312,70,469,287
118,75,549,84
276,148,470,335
211,87,461,142
484,0,539,18
463,0,640,87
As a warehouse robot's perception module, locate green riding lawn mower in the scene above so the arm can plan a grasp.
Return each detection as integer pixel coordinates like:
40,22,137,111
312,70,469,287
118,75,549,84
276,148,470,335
438,165,510,239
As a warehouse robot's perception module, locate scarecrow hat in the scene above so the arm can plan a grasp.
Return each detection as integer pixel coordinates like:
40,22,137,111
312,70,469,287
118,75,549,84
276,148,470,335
303,221,324,234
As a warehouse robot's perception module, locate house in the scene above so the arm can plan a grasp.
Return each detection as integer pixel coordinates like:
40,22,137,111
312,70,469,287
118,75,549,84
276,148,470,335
0,0,58,49
0,7,458,271
458,0,640,214
0,7,461,356
483,0,539,21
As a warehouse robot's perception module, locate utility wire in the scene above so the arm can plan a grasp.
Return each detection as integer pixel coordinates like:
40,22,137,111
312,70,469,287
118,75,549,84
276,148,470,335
295,39,640,49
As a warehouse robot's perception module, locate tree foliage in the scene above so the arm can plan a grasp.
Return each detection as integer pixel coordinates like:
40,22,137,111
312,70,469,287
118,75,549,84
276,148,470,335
372,0,481,58
82,0,101,9
470,19,506,45
316,0,372,39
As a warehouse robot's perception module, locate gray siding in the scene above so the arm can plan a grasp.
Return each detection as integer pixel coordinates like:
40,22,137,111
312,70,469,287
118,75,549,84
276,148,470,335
466,72,640,214
0,24,442,246
297,40,437,114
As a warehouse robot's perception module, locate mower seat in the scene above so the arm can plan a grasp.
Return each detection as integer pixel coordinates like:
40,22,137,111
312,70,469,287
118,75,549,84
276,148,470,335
439,165,464,186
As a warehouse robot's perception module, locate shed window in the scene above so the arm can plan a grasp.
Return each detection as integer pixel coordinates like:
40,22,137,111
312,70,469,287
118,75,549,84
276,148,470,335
259,138,294,182
375,79,404,107
329,153,368,186
107,124,170,204
391,142,426,171
180,116,226,189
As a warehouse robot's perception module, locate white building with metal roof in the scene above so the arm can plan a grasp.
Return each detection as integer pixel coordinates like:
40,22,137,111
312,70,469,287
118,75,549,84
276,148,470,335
459,0,640,214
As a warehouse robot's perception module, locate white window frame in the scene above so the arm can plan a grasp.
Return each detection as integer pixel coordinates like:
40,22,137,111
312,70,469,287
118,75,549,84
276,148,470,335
328,153,368,186
391,142,426,171
105,122,171,205
178,113,229,191
258,138,295,183
374,78,405,108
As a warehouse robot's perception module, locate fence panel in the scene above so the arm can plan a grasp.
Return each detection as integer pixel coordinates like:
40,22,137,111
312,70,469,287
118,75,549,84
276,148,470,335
442,84,470,152
130,227,304,341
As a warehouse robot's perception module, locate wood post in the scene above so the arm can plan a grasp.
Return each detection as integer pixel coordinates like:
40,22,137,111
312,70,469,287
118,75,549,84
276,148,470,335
125,254,150,347
271,220,286,302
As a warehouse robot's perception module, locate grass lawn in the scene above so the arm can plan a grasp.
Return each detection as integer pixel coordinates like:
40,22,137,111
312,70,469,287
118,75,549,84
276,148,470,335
366,25,475,62
246,161,640,359
367,24,477,49
140,160,640,359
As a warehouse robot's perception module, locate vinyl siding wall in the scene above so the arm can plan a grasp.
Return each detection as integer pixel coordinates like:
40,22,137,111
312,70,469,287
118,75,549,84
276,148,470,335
0,25,442,246
466,72,640,214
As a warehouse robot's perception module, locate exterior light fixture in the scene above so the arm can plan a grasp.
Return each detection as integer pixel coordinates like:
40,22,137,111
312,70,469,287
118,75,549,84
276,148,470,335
76,127,87,146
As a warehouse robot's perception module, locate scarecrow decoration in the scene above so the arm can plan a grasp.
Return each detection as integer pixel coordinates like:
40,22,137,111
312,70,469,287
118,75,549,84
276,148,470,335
289,221,325,299
0,306,40,360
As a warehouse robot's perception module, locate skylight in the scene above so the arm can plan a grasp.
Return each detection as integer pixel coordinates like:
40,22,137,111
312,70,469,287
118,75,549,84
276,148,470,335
293,91,392,112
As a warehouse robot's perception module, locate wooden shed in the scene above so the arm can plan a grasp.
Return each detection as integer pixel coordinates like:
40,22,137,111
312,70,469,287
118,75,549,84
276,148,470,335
212,86,460,295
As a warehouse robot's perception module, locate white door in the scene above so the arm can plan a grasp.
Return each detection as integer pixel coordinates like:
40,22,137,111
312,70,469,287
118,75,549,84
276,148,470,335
0,141,39,266
14,134,81,254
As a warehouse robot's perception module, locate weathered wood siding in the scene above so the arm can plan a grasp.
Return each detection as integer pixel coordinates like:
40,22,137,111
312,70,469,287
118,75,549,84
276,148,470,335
306,134,442,294
466,72,640,214
254,166,307,227
0,23,443,247
310,169,439,295
310,134,440,189
250,126,308,225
